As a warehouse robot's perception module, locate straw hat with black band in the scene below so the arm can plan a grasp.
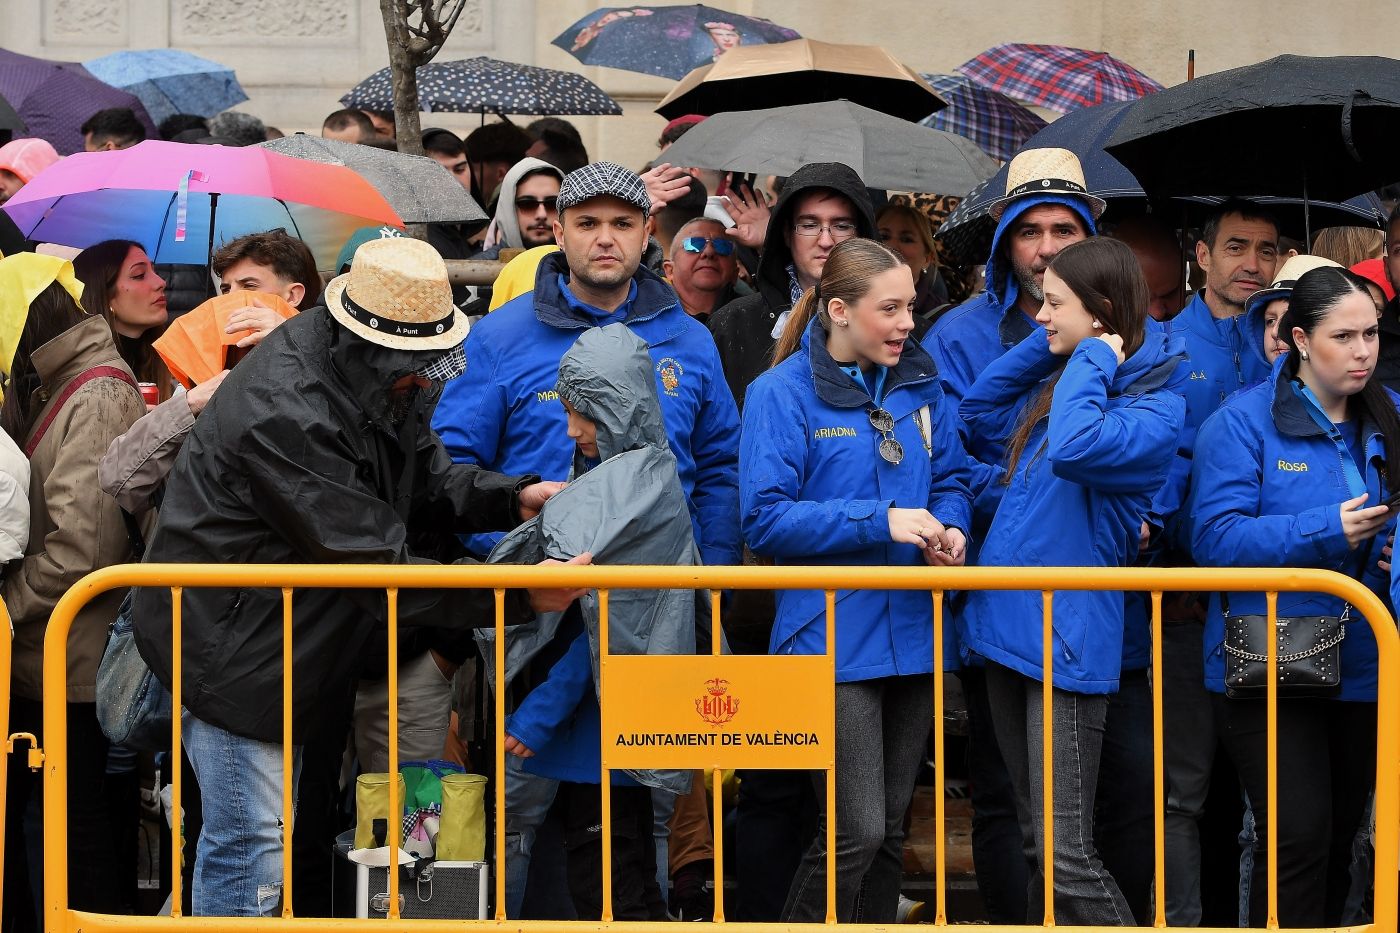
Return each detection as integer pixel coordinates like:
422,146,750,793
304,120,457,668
1243,254,1342,318
323,237,469,352
987,147,1107,221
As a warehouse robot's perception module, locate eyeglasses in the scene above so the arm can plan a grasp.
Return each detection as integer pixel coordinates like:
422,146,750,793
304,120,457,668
793,219,858,239
869,408,904,465
681,236,736,256
515,196,559,211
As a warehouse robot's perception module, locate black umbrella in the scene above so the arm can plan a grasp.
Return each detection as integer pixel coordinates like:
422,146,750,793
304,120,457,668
1105,54,1400,202
341,56,622,118
0,90,22,143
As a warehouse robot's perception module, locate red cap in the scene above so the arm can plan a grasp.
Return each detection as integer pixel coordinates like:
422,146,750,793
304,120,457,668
662,114,707,136
1351,258,1396,301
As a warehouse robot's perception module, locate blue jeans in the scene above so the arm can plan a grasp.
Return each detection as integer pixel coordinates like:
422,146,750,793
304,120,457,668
503,757,560,918
182,711,301,917
984,662,1133,926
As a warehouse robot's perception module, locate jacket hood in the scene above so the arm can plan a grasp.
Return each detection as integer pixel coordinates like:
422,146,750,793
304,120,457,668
486,158,563,251
1115,319,1188,395
1241,289,1279,372
984,194,1098,309
756,162,876,310
556,323,669,463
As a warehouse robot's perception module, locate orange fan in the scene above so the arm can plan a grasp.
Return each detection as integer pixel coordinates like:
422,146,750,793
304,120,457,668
154,291,297,389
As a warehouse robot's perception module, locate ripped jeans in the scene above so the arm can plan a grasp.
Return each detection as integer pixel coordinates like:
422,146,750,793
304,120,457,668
183,711,302,917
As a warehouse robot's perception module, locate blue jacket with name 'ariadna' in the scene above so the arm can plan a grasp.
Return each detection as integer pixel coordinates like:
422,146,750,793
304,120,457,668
740,318,973,681
959,327,1187,693
432,251,741,566
1190,358,1398,701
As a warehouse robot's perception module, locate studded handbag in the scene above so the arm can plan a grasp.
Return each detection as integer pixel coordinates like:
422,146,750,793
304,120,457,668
1222,595,1346,699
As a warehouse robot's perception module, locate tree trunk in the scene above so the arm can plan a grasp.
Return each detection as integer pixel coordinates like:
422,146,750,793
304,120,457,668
379,0,428,238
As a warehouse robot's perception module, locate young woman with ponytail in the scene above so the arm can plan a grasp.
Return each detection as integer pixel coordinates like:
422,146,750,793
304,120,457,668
739,237,972,923
1189,266,1399,928
958,236,1188,925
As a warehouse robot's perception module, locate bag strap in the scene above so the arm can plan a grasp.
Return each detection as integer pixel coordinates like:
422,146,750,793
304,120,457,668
1222,533,1376,621
24,366,139,458
914,404,932,458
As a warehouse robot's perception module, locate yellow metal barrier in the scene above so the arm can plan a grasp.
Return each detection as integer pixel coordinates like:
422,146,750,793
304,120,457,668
25,564,1400,933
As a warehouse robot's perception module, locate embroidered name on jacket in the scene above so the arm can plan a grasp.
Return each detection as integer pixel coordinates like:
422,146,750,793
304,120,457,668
1277,459,1309,472
814,427,858,439
536,390,560,403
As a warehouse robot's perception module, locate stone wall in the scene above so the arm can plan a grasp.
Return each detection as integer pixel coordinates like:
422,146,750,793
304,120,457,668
2,0,1389,168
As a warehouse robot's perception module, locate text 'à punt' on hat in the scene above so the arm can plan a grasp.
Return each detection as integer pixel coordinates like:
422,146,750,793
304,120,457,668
988,147,1108,220
324,237,468,352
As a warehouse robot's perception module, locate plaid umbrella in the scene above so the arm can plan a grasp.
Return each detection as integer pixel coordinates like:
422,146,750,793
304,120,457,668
257,134,486,225
957,43,1162,114
918,73,1046,161
553,4,800,80
341,56,621,116
83,49,248,125
0,49,157,154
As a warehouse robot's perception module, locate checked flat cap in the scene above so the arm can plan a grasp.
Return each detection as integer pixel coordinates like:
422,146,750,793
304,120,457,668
556,160,651,217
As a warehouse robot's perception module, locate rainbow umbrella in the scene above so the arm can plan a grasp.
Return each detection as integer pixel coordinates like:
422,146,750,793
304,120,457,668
0,139,402,268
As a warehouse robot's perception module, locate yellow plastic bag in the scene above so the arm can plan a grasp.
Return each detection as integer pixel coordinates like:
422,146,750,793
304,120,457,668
436,773,487,861
353,772,406,850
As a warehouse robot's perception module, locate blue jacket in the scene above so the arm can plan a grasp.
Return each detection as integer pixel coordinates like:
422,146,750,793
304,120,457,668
1159,291,1272,547
959,327,1187,692
925,194,1099,534
1189,360,1398,701
432,251,742,566
739,318,973,681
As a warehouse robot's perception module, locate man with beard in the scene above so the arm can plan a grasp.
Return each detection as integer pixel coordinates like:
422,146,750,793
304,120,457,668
477,158,564,257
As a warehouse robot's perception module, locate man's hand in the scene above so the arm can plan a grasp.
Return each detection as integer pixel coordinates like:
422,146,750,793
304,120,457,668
504,734,534,758
720,181,771,250
641,162,693,213
226,300,290,349
517,480,566,521
185,369,230,416
526,552,593,613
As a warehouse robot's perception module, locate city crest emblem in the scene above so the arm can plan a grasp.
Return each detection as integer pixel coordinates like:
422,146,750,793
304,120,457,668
695,678,739,725
656,357,684,397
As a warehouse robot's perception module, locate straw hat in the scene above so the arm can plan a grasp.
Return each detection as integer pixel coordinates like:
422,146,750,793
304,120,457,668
1243,254,1342,316
323,237,467,352
987,147,1107,220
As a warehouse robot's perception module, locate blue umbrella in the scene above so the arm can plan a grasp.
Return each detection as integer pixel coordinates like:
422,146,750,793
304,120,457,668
553,5,800,80
84,49,247,125
918,73,1047,162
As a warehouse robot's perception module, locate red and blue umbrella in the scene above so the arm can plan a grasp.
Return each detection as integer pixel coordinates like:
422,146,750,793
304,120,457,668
83,49,248,125
1,140,402,268
918,73,1046,162
0,48,157,154
553,5,800,81
956,43,1162,114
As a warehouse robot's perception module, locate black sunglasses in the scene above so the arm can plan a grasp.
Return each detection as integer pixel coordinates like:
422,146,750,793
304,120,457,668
515,196,559,211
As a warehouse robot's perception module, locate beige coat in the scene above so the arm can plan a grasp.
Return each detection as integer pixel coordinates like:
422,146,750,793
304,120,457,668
3,316,144,702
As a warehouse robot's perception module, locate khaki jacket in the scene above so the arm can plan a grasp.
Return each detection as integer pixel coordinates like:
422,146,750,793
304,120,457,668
3,317,144,702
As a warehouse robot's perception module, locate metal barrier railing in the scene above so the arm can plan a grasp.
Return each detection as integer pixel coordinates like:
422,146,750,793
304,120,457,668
20,564,1400,933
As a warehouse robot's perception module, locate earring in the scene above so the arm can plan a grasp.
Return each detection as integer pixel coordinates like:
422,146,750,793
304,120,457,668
1300,350,1309,361
836,320,849,327
1092,320,1102,329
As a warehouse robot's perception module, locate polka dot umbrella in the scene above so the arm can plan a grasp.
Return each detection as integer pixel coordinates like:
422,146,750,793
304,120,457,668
341,56,622,119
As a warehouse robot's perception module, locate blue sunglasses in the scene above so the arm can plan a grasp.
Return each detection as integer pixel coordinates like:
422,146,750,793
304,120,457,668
681,236,736,256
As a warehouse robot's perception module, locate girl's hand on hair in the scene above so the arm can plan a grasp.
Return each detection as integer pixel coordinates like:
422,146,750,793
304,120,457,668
226,300,288,349
1340,493,1390,549
889,508,946,549
1095,332,1125,366
925,526,966,566
185,369,230,416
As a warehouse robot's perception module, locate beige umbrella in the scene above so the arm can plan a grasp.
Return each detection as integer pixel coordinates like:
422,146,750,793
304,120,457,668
654,38,945,122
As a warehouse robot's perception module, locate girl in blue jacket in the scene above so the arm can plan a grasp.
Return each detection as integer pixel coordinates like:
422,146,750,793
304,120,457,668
960,236,1186,926
1189,266,1399,929
740,238,972,924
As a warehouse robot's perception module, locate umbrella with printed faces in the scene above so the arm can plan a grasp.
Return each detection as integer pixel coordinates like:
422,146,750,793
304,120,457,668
258,134,485,225
83,49,248,125
341,57,621,119
957,43,1162,114
553,4,800,80
658,99,997,196
0,48,157,154
655,39,945,123
0,140,402,269
918,72,1046,162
